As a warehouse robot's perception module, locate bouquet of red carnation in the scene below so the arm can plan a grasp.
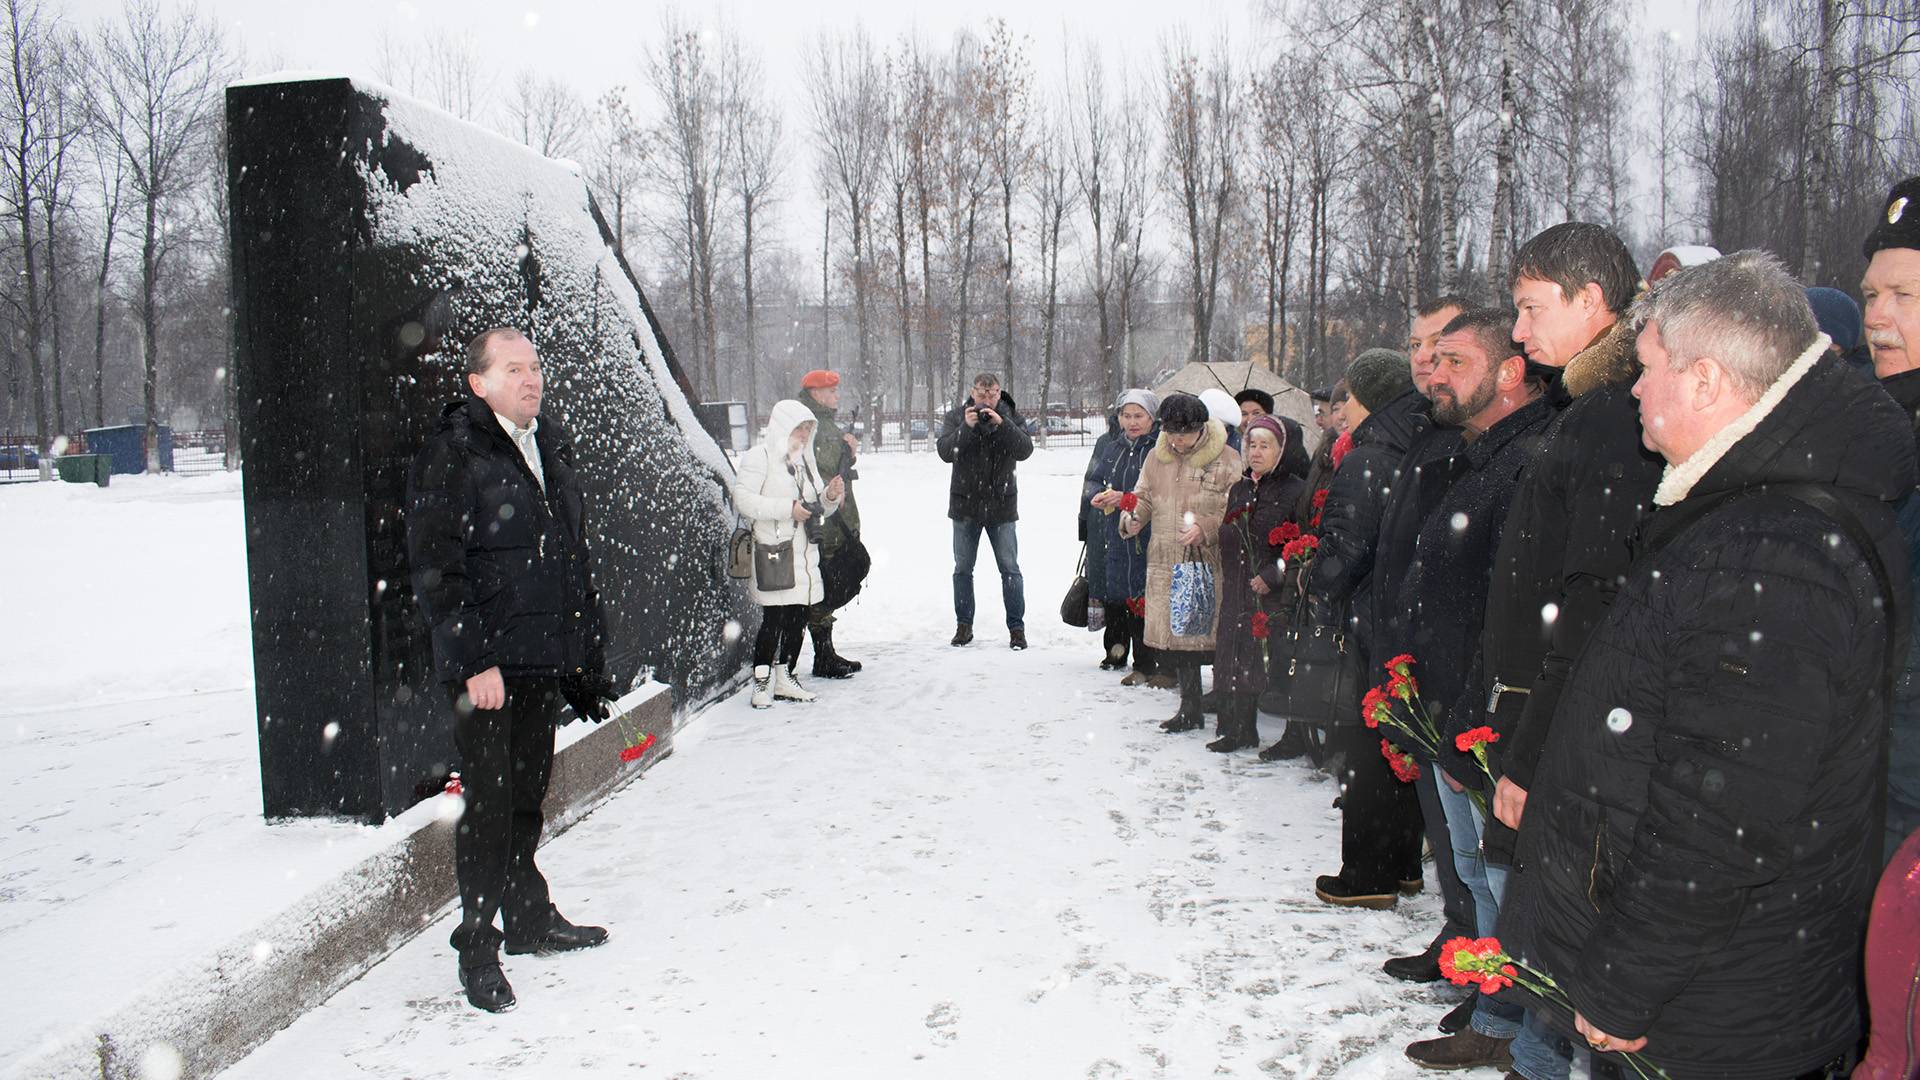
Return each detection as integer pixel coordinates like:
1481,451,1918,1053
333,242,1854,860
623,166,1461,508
1280,534,1320,565
1125,595,1146,618
1269,521,1301,546
1381,740,1420,782
1363,654,1490,817
1439,937,1669,1078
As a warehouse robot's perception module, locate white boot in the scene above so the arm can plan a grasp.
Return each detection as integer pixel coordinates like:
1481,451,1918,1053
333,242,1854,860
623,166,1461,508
750,665,774,709
772,665,816,703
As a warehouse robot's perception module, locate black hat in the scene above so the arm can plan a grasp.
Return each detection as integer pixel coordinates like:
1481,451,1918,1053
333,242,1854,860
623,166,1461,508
1158,393,1209,434
1233,388,1275,414
1345,348,1414,412
1308,385,1333,402
1863,176,1920,258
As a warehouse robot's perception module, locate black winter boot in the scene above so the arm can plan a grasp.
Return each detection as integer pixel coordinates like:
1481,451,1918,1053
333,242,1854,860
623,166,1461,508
809,625,861,678
1258,724,1310,761
1160,664,1206,732
1208,696,1259,752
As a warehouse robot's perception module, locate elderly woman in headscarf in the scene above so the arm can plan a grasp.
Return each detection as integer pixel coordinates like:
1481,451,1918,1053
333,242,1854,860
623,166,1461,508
732,399,845,709
1087,389,1163,684
1206,413,1308,752
1119,393,1242,731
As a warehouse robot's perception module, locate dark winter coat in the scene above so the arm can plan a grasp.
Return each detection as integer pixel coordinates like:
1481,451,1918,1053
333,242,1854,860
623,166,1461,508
1500,349,1915,1079
1306,389,1430,655
936,391,1035,525
1276,416,1313,484
1088,421,1159,604
1479,321,1665,861
1369,395,1554,780
1079,419,1119,600
406,396,608,688
1295,428,1338,522
1882,367,1920,847
1214,466,1308,696
802,391,859,555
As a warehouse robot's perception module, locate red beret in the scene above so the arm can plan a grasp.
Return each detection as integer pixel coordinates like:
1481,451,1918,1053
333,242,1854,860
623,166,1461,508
800,369,840,389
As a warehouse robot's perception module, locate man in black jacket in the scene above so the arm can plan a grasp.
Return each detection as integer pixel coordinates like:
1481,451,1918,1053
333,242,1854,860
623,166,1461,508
1477,221,1659,1080
1368,310,1552,1070
937,372,1035,649
1863,175,1920,858
1503,252,1914,1078
407,328,618,1013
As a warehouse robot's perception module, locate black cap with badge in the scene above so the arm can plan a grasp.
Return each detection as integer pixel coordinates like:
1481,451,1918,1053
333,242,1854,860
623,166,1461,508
1863,176,1920,258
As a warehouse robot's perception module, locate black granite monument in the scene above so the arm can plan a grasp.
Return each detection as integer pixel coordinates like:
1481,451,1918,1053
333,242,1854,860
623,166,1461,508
229,76,753,821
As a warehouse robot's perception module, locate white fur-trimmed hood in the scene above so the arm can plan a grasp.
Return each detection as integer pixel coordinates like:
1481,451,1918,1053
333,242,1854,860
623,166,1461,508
1653,333,1830,507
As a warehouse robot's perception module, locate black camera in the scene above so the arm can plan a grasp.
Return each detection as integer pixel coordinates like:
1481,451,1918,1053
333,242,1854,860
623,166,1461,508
799,500,826,544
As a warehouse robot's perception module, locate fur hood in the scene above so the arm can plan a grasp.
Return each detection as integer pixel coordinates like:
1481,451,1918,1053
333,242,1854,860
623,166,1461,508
1151,418,1228,467
1561,318,1640,398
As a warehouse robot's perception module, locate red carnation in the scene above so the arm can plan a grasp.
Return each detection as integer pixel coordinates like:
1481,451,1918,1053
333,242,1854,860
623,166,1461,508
1269,522,1301,546
1360,685,1393,729
1118,492,1139,512
1310,512,1322,528
618,732,657,763
1251,611,1270,640
1126,596,1146,618
1312,488,1329,510
1438,936,1514,992
1381,739,1421,783
1455,726,1500,754
1223,504,1249,527
1281,534,1320,562
443,773,464,797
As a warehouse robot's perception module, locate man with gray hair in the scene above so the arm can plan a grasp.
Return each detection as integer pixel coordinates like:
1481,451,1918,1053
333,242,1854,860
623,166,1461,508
1499,251,1915,1077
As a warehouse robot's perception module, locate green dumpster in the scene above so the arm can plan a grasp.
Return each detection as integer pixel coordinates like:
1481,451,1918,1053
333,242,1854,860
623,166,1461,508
56,454,110,487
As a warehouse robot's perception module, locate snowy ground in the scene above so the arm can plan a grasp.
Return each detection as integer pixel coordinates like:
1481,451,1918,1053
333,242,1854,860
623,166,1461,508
5,449,1505,1078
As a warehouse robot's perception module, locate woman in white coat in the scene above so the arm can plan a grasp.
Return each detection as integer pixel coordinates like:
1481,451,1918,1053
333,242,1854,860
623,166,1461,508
733,399,846,708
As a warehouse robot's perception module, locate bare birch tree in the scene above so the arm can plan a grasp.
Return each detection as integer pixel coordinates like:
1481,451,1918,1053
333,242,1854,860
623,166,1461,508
805,27,885,441
1160,32,1239,364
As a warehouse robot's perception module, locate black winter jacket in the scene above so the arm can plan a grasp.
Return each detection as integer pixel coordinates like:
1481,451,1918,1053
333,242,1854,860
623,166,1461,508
1480,322,1665,860
1215,467,1308,696
1370,396,1553,777
1500,351,1916,1078
936,391,1035,524
1307,389,1429,654
406,397,608,688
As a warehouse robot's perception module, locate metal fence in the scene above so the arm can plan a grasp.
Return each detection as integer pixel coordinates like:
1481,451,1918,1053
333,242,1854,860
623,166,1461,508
848,413,1104,454
0,429,235,482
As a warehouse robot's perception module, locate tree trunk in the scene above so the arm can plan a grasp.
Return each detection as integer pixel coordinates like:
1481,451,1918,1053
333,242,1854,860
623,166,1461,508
893,180,913,443
1488,0,1518,304
821,206,831,369
741,193,759,428
141,196,159,473
1801,0,1841,280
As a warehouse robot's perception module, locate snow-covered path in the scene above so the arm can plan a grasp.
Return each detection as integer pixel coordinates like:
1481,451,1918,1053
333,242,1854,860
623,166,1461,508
220,448,1479,1079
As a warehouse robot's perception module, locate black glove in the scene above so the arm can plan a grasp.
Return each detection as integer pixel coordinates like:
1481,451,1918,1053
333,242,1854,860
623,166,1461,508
562,672,618,723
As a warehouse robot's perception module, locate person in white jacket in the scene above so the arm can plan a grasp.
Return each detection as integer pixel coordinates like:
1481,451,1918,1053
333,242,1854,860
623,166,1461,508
733,399,846,708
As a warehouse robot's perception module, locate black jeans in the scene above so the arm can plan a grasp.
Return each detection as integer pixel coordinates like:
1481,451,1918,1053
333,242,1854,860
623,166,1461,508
447,678,560,959
753,604,809,668
1335,719,1425,892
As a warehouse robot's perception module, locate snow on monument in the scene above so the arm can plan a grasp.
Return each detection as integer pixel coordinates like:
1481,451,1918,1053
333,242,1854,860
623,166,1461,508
228,75,752,821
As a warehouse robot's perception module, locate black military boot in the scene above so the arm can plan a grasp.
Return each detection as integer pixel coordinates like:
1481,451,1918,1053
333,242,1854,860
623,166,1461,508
810,624,861,678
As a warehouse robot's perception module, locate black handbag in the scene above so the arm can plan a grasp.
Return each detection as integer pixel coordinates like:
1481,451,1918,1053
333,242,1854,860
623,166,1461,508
1258,593,1360,727
753,537,795,592
821,535,872,610
1060,544,1091,628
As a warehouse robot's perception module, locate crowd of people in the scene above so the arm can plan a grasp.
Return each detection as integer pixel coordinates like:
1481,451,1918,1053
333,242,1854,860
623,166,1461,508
403,171,1920,1079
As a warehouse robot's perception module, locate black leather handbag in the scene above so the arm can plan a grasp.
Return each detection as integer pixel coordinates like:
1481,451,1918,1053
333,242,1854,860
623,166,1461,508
1060,544,1091,627
753,537,795,592
1258,593,1360,728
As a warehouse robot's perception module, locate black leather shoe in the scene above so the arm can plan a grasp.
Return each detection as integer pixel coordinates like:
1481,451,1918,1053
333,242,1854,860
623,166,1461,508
505,913,609,955
1258,725,1310,761
1384,948,1443,982
1313,873,1396,910
459,961,516,1012
1206,733,1257,752
1436,993,1477,1035
951,623,973,646
1159,712,1205,733
1406,1028,1513,1069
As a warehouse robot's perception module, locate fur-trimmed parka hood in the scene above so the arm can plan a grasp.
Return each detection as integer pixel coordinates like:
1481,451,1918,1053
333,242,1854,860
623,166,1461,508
1560,318,1640,398
1152,417,1229,467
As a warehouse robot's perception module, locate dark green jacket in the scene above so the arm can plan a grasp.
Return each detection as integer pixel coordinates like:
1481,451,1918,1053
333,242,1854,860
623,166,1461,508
803,391,860,552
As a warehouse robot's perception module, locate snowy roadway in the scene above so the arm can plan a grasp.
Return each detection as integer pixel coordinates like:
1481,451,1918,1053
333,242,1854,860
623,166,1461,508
4,447,1488,1078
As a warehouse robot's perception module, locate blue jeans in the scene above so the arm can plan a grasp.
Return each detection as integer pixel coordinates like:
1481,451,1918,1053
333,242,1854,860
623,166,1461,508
1483,858,1574,1079
1434,776,1523,1039
953,519,1025,629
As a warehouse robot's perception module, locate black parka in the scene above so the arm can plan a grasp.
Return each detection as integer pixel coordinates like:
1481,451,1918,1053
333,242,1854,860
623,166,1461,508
1499,351,1916,1078
1479,321,1666,860
936,391,1035,525
1369,395,1554,776
1215,466,1308,696
406,396,608,688
1306,389,1430,655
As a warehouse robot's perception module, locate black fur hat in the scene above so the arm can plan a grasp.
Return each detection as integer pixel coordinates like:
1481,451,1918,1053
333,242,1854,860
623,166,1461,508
1864,176,1920,258
1158,393,1209,434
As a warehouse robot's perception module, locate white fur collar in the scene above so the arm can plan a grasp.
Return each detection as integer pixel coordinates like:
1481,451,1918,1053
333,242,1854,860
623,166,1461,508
1653,333,1830,507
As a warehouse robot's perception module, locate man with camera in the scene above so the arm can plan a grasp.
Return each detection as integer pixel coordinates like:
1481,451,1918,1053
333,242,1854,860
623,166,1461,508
937,372,1035,649
799,369,868,678
406,327,618,1013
